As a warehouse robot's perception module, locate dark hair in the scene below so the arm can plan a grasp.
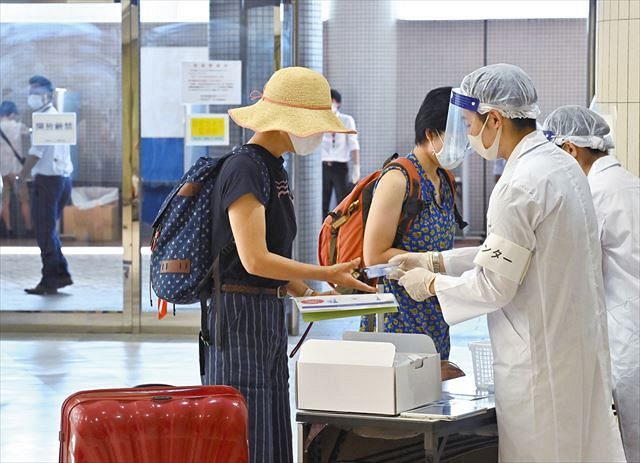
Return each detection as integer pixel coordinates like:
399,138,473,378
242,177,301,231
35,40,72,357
330,89,342,104
0,101,18,117
511,118,537,130
414,86,452,146
29,75,54,93
479,112,536,131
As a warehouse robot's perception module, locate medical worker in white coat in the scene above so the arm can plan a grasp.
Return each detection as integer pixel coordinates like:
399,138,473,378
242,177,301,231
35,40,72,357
389,64,625,462
544,106,639,463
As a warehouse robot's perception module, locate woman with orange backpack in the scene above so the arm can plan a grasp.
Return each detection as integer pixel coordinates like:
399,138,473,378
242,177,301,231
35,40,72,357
360,87,465,360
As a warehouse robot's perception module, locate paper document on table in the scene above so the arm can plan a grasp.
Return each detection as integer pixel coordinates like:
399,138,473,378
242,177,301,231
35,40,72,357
400,398,489,421
293,293,398,322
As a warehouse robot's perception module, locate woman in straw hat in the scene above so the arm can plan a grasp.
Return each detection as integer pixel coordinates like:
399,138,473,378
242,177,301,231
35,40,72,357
204,66,375,463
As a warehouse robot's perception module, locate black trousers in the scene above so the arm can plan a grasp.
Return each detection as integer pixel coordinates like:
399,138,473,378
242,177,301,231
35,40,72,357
322,161,350,218
31,174,72,286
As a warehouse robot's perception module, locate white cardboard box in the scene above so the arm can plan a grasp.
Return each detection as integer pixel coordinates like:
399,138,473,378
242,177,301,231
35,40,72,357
296,331,441,416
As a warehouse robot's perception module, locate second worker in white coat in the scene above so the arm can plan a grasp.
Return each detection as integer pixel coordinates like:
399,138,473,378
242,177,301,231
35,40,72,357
544,106,639,463
389,64,625,462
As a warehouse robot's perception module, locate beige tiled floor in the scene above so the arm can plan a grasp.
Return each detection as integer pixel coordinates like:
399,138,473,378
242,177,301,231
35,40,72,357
1,334,208,463
0,331,479,463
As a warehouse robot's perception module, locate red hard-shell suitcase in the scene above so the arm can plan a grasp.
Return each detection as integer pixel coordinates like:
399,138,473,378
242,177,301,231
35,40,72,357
59,385,248,463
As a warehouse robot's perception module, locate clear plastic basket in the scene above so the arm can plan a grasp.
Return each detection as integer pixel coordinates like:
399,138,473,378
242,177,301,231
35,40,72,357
468,340,494,391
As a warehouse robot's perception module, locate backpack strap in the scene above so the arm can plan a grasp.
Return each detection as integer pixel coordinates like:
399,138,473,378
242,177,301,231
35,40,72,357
198,241,236,376
382,152,400,167
440,168,468,230
382,156,423,246
328,212,340,266
245,149,273,205
0,127,25,165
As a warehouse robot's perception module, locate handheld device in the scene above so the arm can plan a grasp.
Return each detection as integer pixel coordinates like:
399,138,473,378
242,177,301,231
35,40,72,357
362,263,400,279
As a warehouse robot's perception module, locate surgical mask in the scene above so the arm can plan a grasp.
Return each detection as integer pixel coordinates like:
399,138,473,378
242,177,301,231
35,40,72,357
289,133,323,156
331,103,339,113
467,116,502,161
432,132,464,169
27,94,44,110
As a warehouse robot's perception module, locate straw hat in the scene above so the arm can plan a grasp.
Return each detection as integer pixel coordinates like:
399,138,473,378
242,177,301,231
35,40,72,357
228,67,357,137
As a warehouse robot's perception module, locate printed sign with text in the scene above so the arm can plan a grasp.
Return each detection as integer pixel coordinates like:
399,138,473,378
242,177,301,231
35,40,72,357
32,112,77,145
181,61,242,105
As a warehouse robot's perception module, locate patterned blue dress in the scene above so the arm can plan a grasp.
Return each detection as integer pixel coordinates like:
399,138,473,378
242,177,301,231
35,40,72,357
360,153,456,359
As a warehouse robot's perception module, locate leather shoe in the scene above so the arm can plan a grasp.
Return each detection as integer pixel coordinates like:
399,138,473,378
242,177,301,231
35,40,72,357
25,284,58,295
55,276,74,289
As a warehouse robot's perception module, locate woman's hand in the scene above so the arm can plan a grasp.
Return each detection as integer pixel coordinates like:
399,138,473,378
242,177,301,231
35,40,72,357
326,258,377,293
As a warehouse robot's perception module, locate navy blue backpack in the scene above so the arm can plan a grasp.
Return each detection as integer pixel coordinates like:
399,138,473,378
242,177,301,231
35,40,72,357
150,153,235,370
150,149,269,374
150,155,230,304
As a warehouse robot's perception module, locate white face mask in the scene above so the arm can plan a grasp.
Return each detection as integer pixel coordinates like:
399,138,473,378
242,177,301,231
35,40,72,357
432,132,464,170
467,115,502,161
289,133,323,156
27,94,45,110
331,103,339,113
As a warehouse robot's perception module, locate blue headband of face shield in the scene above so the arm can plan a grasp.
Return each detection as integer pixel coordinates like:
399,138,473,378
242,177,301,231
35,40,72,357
450,92,480,112
436,90,480,170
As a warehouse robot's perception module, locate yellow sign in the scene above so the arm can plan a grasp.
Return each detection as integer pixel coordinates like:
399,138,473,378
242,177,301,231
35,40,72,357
191,117,225,137
186,114,229,146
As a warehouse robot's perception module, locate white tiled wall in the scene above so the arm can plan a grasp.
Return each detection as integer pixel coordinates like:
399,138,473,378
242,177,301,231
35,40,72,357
294,0,324,270
595,0,640,175
325,0,398,177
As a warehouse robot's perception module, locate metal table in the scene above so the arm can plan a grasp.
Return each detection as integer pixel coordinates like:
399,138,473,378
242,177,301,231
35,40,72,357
296,395,497,463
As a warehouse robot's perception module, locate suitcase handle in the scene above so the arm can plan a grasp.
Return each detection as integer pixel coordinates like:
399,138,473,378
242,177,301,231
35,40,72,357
134,383,174,388
134,384,176,401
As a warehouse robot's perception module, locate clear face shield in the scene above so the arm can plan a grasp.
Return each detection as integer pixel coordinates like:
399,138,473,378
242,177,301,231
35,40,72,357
438,89,480,169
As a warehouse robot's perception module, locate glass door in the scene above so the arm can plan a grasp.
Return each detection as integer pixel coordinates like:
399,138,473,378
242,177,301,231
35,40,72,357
0,1,133,330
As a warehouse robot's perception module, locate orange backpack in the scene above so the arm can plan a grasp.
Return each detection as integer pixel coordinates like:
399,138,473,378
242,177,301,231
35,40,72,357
317,154,465,278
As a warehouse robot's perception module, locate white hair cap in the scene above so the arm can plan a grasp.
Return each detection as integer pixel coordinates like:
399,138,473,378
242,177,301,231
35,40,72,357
461,63,540,119
543,105,615,151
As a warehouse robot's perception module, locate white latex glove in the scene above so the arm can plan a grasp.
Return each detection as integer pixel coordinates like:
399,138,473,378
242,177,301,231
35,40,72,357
386,267,405,281
389,252,435,272
351,164,361,184
398,268,436,302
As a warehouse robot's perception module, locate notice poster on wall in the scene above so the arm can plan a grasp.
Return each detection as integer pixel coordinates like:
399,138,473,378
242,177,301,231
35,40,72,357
141,46,209,138
32,112,77,145
181,61,242,105
186,114,229,146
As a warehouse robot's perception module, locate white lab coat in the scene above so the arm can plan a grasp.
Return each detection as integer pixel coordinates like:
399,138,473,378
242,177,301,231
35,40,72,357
435,132,625,462
588,155,640,463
